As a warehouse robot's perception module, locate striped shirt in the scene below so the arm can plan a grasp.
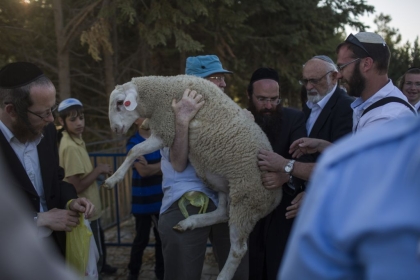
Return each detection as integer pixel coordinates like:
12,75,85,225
126,132,163,215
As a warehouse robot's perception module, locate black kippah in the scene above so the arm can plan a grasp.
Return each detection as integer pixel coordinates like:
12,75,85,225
0,62,44,89
249,67,279,85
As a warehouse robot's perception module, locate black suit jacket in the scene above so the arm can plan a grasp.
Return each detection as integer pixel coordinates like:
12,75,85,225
303,86,354,160
250,107,312,280
0,123,77,256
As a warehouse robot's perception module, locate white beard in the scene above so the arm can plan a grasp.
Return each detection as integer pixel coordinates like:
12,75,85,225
307,93,324,104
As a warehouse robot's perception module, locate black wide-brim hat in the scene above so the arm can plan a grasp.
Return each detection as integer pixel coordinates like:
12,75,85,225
0,62,44,89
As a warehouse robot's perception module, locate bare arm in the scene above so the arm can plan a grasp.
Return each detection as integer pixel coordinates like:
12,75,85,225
169,89,204,172
257,149,315,181
66,163,112,194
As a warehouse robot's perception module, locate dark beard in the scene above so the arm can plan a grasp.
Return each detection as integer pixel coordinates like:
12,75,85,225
347,60,366,97
12,115,42,143
248,101,283,146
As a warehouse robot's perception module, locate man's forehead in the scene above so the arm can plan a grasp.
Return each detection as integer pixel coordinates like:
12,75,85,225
406,73,420,80
253,79,279,95
29,84,56,106
206,73,224,77
303,60,327,76
337,45,354,61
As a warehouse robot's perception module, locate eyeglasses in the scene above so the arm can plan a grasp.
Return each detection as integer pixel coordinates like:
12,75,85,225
256,97,281,105
337,58,361,72
404,81,420,88
27,104,57,121
345,34,371,57
299,70,333,86
207,76,225,82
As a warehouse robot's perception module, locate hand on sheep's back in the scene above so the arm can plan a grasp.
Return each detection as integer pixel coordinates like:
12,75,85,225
172,89,205,125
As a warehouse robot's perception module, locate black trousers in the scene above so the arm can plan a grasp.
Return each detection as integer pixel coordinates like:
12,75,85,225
128,213,164,278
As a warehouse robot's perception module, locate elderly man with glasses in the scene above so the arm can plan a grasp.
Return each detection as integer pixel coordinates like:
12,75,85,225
300,55,353,154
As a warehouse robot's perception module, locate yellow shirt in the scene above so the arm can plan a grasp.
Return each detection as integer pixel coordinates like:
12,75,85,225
59,131,102,221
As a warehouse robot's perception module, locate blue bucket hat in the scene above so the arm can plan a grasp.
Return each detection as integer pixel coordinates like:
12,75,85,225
58,98,83,112
185,55,233,78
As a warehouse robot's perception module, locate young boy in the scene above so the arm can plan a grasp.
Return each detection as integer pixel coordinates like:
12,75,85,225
57,98,117,275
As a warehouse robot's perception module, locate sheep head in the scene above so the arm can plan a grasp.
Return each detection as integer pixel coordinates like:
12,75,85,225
109,82,140,135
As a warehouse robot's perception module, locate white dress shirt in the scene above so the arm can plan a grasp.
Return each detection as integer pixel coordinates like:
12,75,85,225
306,84,337,135
351,80,416,133
0,121,52,237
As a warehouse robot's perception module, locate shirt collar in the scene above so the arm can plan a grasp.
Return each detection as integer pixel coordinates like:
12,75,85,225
62,130,84,145
306,84,337,109
351,79,394,110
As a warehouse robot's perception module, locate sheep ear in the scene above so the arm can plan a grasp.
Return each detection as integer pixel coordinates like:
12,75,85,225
123,88,138,111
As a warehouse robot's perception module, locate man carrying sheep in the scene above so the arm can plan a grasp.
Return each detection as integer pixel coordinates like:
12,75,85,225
157,55,249,280
246,67,312,280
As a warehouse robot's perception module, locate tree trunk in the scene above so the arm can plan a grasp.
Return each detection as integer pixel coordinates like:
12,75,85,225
52,0,71,100
103,47,115,98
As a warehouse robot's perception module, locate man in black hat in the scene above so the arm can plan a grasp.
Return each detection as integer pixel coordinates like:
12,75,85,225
0,62,94,257
246,67,313,280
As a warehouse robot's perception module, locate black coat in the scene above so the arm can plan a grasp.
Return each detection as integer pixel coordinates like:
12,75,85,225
0,123,77,256
303,86,354,160
249,107,310,280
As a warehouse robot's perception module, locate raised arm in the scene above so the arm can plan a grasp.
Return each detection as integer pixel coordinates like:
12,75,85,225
169,89,204,172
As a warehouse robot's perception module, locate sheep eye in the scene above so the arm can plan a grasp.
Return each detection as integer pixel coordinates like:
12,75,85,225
116,100,123,106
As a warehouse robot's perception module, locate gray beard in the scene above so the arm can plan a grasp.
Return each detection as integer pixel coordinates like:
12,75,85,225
307,94,324,104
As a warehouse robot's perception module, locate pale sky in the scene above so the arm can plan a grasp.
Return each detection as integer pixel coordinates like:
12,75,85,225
346,0,419,44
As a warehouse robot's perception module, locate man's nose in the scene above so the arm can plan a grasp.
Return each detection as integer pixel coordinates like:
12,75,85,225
265,102,273,109
45,113,54,123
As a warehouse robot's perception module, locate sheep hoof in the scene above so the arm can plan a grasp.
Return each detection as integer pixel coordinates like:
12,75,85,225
173,224,185,232
102,177,116,190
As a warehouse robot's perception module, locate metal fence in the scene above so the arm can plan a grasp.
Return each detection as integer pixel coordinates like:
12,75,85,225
90,152,133,246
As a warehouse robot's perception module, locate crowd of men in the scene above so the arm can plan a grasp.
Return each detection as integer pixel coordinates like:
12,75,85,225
0,30,419,280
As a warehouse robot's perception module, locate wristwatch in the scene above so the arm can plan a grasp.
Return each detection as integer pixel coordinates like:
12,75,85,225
284,160,296,174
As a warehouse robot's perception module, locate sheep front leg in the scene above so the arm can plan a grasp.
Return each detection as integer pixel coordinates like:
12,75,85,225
173,192,229,231
102,135,164,189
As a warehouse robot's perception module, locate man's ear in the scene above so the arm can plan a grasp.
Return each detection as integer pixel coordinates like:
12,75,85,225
246,91,251,100
5,104,17,118
58,117,64,126
331,71,339,83
362,57,374,73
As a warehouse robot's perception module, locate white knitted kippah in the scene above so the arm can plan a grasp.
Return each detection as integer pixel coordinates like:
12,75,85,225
355,32,386,46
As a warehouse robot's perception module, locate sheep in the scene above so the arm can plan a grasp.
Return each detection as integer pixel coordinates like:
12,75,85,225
103,75,283,280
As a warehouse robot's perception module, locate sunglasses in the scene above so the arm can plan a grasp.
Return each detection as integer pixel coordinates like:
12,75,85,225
345,34,371,57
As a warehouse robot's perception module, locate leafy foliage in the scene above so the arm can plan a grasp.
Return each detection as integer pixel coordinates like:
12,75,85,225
2,0,418,150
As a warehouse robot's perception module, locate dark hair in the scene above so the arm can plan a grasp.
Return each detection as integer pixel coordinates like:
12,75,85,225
398,67,420,91
247,67,280,97
0,76,54,121
336,42,391,74
57,105,84,143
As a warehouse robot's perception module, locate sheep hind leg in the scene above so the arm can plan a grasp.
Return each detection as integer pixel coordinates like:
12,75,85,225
217,223,248,280
173,192,229,232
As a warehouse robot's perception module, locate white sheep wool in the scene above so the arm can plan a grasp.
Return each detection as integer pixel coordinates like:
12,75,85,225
106,75,283,280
